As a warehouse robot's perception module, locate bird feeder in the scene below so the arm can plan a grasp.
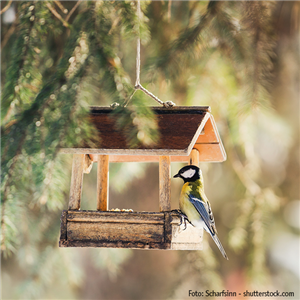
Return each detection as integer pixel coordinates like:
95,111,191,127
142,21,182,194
59,106,226,250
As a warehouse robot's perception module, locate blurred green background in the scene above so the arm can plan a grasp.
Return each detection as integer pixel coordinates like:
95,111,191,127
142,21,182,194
1,1,299,299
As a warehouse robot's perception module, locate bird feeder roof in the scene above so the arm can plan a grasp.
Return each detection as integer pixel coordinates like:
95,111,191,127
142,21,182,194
61,106,226,162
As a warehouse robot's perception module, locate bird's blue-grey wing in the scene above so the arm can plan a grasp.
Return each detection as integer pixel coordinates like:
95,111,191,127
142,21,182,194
188,194,228,260
188,194,216,236
206,200,217,233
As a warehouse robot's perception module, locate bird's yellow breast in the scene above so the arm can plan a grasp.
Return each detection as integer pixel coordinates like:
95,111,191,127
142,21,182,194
179,182,202,223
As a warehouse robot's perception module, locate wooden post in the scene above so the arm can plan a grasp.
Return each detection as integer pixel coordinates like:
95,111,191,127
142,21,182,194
97,155,109,211
83,154,93,174
68,154,85,210
189,148,200,167
159,156,171,212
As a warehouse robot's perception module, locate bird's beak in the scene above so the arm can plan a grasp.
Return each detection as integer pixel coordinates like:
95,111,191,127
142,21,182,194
173,173,180,178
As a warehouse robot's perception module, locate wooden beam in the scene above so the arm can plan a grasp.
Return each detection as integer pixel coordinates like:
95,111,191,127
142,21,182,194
90,105,211,114
68,154,85,210
97,155,109,211
83,154,93,174
86,145,226,163
59,211,202,249
67,221,164,243
60,239,169,249
159,156,171,211
60,105,227,163
67,210,165,224
59,210,68,241
189,148,200,167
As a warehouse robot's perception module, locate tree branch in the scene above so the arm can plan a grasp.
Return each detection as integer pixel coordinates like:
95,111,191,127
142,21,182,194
54,0,68,14
1,21,16,50
0,0,12,15
65,1,80,22
45,1,70,28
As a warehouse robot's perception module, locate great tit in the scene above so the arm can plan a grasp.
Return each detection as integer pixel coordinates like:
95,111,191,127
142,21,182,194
174,165,228,260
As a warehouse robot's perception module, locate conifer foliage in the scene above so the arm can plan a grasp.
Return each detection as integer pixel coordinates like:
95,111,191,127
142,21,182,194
1,1,150,254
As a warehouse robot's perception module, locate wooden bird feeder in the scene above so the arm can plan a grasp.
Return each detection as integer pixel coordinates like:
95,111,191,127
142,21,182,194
59,106,226,250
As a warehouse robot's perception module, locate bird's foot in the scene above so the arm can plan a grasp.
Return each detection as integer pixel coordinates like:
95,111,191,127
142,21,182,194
171,209,193,231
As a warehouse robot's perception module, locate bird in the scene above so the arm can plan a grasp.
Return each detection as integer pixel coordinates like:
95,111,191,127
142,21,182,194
173,165,228,260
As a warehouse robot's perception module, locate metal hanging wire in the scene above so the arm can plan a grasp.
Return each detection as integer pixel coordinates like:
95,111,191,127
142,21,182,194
122,0,175,108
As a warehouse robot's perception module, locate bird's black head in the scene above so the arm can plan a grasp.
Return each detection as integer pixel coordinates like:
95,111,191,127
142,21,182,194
173,165,201,183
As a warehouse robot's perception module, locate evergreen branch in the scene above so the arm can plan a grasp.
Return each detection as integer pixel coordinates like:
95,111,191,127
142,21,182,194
48,55,96,153
1,135,26,203
54,0,68,14
252,27,261,108
1,2,36,122
230,146,261,196
1,137,26,252
1,9,90,189
187,2,201,27
210,3,245,62
113,94,160,148
155,1,220,76
115,1,150,43
1,9,93,255
45,1,70,28
85,3,160,147
155,18,207,74
0,0,12,15
223,120,261,196
1,21,17,51
86,3,134,104
241,2,276,112
167,0,172,22
65,1,80,22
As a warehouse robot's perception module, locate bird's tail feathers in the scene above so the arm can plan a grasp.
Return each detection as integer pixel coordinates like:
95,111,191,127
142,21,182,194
211,233,229,260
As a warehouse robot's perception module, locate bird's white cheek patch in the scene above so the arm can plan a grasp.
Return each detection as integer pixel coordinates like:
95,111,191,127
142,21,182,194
181,169,196,178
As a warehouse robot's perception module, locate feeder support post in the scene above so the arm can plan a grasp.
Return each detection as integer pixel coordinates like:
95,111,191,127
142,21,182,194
190,148,200,167
97,155,109,211
68,154,85,210
159,156,171,212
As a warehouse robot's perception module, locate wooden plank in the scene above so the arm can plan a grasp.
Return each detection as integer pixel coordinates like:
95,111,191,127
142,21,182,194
68,154,84,210
83,154,93,174
195,115,218,143
159,156,171,212
170,212,203,250
193,144,226,162
67,211,165,224
59,211,203,250
164,212,172,244
67,217,164,224
59,210,68,241
61,145,225,162
59,240,169,249
90,106,211,114
88,150,224,163
60,211,168,249
60,105,227,163
171,242,203,250
186,112,210,154
67,221,164,243
89,113,205,151
97,155,109,211
60,147,189,156
207,114,227,160
62,107,209,153
189,148,200,166
170,223,203,250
